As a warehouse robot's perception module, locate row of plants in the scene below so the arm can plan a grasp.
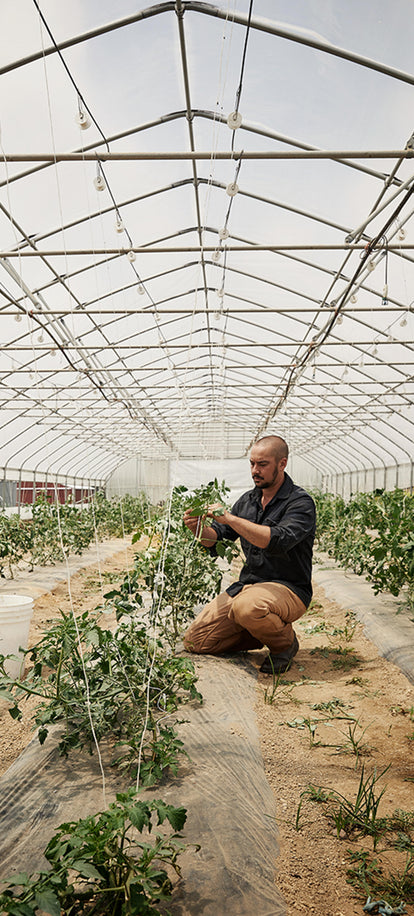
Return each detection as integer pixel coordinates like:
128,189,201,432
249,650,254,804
311,488,414,609
0,493,152,578
0,481,236,915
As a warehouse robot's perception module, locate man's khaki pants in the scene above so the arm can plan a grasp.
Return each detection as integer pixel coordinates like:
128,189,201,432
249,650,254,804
183,582,307,655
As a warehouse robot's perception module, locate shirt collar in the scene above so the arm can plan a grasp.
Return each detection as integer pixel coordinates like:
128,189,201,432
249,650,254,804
252,472,293,506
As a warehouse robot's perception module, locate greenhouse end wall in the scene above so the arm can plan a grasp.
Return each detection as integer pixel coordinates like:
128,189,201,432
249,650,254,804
105,455,324,505
105,456,413,505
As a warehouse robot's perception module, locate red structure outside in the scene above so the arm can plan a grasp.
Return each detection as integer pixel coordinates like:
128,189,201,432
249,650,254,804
18,482,91,505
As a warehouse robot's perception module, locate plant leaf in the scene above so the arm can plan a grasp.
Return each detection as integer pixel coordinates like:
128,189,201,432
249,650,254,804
34,888,61,916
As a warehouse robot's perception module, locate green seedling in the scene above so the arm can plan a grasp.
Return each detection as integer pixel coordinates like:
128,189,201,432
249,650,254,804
263,666,285,705
311,697,347,713
310,645,361,670
328,615,358,644
305,599,324,617
347,676,370,687
302,620,328,635
337,720,374,767
347,848,414,907
295,784,334,830
262,658,300,705
296,765,391,848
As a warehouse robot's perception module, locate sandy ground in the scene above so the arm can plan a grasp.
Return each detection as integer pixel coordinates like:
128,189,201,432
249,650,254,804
0,540,413,916
256,590,414,916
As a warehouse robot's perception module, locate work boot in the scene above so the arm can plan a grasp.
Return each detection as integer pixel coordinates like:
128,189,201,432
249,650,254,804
259,634,299,674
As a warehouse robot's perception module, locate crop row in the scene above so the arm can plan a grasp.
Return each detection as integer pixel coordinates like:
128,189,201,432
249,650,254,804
0,493,152,578
312,488,414,608
0,480,234,915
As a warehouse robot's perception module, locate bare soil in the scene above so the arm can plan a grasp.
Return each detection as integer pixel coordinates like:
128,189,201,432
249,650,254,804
0,540,413,916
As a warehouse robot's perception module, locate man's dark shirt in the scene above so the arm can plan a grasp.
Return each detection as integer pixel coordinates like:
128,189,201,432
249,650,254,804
210,473,316,608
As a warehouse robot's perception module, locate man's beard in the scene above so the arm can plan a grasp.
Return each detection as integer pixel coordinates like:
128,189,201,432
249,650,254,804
253,474,277,489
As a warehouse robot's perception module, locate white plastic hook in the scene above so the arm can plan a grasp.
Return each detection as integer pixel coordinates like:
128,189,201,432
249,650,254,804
93,175,105,191
227,111,242,130
75,110,91,130
226,182,239,197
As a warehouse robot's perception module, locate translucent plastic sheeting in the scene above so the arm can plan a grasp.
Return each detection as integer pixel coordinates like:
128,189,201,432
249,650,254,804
170,457,252,503
0,1,413,485
313,555,414,685
0,655,282,916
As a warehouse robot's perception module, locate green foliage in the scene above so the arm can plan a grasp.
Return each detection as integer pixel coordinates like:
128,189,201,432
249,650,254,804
0,484,239,912
0,513,33,577
92,492,153,539
0,609,201,783
310,645,362,670
346,848,414,906
31,495,96,566
0,789,189,915
312,489,414,608
108,481,239,643
296,766,391,849
0,493,151,577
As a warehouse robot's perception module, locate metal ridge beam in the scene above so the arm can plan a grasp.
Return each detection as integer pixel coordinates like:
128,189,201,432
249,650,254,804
2,149,414,161
2,0,414,87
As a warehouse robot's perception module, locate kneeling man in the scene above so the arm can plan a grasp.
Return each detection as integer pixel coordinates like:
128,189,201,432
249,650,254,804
183,435,316,674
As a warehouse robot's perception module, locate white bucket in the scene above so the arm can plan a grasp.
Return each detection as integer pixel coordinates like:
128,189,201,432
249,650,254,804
0,594,34,679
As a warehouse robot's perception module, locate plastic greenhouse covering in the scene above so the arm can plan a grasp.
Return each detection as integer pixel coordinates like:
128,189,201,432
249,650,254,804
1,0,413,501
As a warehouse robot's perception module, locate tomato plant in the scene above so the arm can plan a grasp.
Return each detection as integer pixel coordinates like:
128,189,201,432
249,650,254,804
312,489,414,608
0,494,152,578
0,789,188,916
0,609,201,783
0,514,33,578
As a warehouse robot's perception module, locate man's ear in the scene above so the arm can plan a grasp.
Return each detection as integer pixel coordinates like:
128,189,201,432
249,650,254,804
280,456,288,470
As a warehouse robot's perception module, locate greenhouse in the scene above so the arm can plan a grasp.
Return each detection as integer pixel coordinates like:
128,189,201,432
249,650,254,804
0,2,413,916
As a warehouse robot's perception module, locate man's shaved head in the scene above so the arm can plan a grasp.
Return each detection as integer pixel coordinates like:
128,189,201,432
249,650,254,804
254,436,289,461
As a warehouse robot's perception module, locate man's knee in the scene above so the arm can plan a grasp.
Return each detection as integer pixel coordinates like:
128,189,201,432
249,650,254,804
231,588,275,627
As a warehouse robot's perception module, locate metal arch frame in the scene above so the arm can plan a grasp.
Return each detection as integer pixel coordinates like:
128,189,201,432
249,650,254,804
0,3,414,480
304,438,364,499
0,232,179,448
3,1,414,87
298,421,410,495
2,113,403,204
1,413,141,489
356,418,414,489
304,444,349,496
285,398,414,476
51,448,118,492
3,206,411,390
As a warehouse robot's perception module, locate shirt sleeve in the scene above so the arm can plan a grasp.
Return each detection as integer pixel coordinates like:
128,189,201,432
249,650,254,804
210,518,239,543
265,494,316,555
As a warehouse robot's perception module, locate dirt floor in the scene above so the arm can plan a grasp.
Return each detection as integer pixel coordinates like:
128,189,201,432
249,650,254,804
0,539,413,916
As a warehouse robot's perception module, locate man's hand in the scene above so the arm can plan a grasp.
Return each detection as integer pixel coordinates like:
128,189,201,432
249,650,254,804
205,503,228,522
183,507,218,547
183,507,204,535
